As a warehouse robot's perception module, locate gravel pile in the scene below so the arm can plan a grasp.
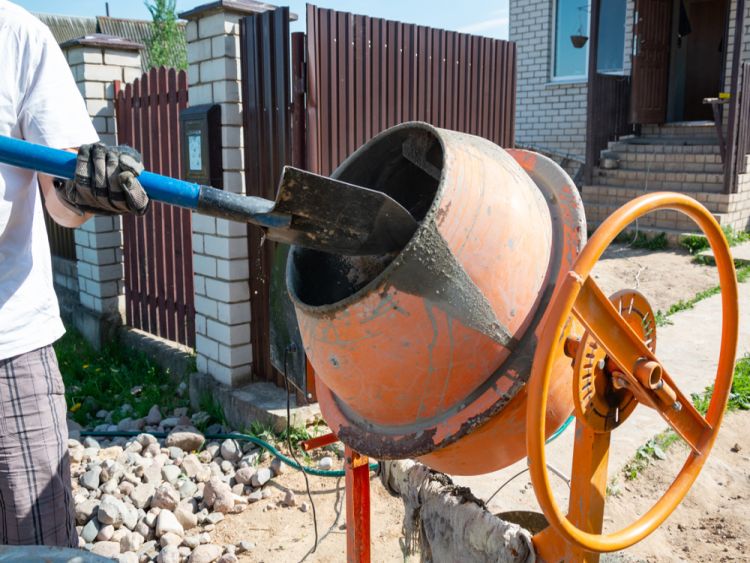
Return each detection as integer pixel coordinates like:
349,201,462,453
70,406,307,563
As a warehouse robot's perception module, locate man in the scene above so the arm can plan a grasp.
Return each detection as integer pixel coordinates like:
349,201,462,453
0,0,148,546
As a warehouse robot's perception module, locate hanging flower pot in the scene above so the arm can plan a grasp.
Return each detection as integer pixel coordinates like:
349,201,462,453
570,34,588,48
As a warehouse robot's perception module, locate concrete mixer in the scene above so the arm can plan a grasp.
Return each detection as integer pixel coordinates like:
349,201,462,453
286,122,739,562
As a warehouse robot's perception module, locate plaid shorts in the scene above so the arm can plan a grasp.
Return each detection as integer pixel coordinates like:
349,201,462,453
0,345,77,547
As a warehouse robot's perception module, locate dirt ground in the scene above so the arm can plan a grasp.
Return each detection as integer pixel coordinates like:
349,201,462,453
607,411,750,563
210,243,734,562
211,469,407,562
592,243,719,313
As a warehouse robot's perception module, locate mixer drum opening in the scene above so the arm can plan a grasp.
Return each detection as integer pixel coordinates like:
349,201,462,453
287,125,443,307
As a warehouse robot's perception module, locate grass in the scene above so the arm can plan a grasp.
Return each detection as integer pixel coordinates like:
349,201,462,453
654,264,750,327
613,230,669,250
621,355,750,481
56,327,188,426
680,226,750,255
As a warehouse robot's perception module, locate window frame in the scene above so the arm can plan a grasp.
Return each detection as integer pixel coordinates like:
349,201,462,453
550,0,592,83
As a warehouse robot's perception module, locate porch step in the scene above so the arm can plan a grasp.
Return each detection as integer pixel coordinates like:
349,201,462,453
604,154,724,174
593,168,724,193
641,122,718,138
607,141,721,154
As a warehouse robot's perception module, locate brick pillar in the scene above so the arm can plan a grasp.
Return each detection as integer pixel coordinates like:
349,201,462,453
61,35,143,348
181,2,278,386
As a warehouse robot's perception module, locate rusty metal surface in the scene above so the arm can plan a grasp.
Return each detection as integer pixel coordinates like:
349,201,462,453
305,5,516,176
287,123,585,474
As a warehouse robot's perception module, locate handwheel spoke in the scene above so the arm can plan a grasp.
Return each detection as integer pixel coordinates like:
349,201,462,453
572,277,712,453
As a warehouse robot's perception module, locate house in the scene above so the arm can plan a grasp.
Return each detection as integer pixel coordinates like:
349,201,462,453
510,0,750,237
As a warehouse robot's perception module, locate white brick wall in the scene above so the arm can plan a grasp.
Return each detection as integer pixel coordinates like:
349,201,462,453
62,43,142,319
184,8,252,387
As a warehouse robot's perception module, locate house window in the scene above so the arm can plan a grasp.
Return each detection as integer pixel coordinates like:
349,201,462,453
552,0,591,80
597,0,626,73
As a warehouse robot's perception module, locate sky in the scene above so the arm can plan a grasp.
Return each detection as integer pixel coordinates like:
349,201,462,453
13,0,510,40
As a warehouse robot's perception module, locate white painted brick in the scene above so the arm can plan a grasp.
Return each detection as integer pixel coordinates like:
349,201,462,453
194,294,218,318
92,116,108,134
203,235,248,259
74,230,90,247
211,35,240,59
103,50,141,67
207,319,250,345
196,354,208,373
223,171,244,192
200,57,240,83
98,133,116,146
85,280,120,299
81,64,123,82
219,343,252,366
195,313,207,336
198,13,226,38
76,262,93,279
88,230,122,249
193,254,217,277
194,274,206,295
220,125,242,147
216,258,249,280
80,247,116,265
220,102,242,126
221,148,243,170
187,38,213,64
215,218,247,236
188,83,212,103
123,67,142,83
196,334,220,361
192,233,205,254
80,292,95,310
66,47,103,65
205,360,250,386
80,81,105,99
186,21,198,42
188,63,200,86
89,263,123,282
86,99,114,117
217,301,251,324
213,80,242,104
205,278,250,303
192,214,217,235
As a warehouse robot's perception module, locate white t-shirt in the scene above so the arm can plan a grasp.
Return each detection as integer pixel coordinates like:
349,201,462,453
0,1,98,360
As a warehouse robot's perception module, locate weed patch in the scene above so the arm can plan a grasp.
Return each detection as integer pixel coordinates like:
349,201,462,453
680,226,750,255
55,327,188,426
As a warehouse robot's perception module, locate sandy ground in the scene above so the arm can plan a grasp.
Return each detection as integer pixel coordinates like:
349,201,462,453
592,243,718,313
209,243,734,562
211,469,407,562
608,411,750,563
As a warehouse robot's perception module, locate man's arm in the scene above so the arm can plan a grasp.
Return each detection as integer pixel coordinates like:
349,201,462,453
38,148,92,228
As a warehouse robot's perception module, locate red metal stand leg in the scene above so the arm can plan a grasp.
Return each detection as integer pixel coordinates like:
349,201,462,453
345,446,371,563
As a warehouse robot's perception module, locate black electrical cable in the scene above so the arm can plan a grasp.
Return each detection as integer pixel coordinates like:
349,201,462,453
284,345,318,553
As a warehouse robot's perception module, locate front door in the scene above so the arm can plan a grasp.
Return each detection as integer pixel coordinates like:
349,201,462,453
669,0,729,121
631,0,673,124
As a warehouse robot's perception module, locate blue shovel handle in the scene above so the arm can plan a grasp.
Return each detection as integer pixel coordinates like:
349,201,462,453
0,135,288,227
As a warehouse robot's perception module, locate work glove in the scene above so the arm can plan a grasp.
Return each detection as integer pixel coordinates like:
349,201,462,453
55,143,149,216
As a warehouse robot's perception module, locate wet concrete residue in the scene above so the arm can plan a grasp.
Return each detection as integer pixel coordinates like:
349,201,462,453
389,223,515,348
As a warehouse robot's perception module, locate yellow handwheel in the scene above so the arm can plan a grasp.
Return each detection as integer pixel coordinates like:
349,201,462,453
526,192,739,555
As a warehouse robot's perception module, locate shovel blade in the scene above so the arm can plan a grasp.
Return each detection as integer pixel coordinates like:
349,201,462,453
268,166,419,255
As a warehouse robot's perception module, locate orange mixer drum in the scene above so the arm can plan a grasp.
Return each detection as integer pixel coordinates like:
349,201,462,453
287,122,586,475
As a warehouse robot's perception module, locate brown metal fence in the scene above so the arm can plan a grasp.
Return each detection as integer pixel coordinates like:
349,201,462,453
114,67,195,347
305,5,517,176
239,5,517,392
726,63,750,193
44,211,77,261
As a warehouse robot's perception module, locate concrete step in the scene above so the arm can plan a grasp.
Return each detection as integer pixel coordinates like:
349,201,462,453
594,168,724,186
581,185,731,213
593,172,724,193
641,122,718,138
607,140,721,154
603,157,724,175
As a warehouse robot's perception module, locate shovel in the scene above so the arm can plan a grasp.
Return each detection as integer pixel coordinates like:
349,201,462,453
0,135,418,255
